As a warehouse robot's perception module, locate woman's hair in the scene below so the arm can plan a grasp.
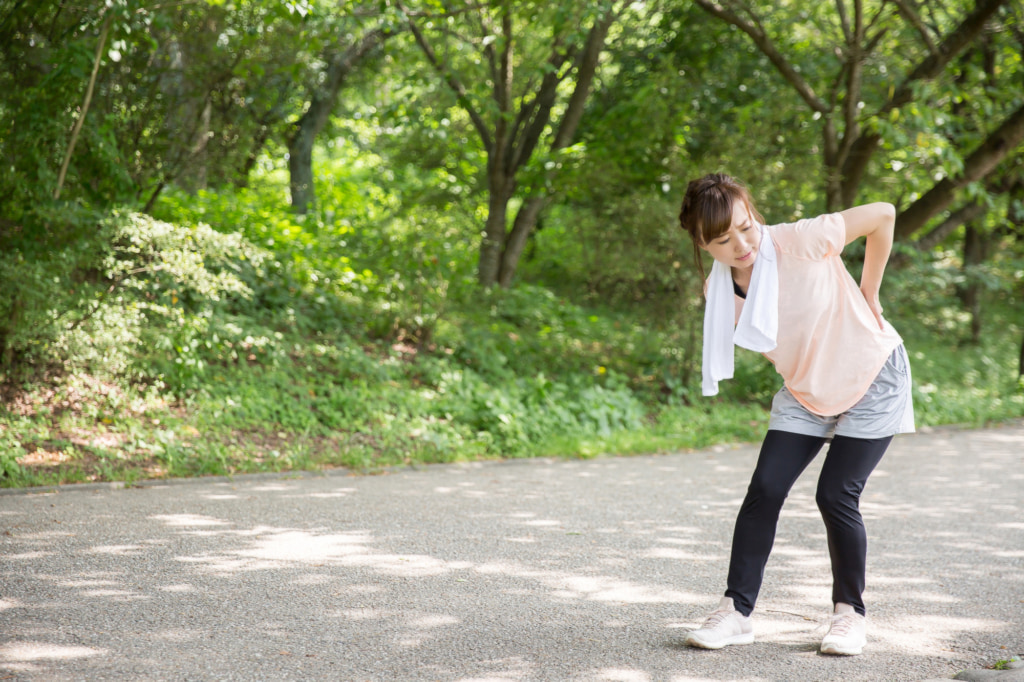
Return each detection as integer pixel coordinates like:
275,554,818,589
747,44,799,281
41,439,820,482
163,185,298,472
678,173,764,281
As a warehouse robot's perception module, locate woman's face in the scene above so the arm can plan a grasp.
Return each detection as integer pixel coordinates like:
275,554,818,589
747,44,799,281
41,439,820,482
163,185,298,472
700,200,760,273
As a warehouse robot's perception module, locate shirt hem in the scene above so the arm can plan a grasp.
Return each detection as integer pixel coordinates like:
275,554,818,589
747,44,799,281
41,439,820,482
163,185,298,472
785,336,904,417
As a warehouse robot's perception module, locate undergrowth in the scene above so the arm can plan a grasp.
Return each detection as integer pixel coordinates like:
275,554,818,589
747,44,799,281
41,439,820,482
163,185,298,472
1,148,1021,488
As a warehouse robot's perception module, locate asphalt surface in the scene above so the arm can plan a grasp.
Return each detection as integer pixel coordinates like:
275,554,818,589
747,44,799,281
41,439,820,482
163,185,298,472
1,423,1022,682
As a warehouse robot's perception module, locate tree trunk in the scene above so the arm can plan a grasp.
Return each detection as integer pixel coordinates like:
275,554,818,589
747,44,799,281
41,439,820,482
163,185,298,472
822,117,842,211
0,294,22,370
191,99,211,190
478,167,514,287
288,29,387,214
236,124,272,188
404,2,618,288
492,11,616,288
498,196,547,287
957,223,986,343
288,126,316,214
1019,330,1024,379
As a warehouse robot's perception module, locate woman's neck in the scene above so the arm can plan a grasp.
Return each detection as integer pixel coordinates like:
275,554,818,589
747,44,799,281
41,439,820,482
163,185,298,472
732,267,751,295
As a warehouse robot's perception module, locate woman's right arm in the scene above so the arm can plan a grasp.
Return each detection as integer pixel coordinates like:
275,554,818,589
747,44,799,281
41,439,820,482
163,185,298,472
839,202,896,330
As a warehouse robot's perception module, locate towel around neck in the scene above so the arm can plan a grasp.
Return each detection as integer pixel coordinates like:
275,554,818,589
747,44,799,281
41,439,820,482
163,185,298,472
701,224,779,396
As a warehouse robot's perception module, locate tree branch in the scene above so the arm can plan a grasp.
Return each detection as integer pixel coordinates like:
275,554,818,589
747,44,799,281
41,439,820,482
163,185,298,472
551,9,617,150
474,5,500,101
839,0,864,169
507,43,576,173
399,1,494,152
693,0,830,114
841,0,1008,204
888,0,940,58
54,11,112,200
911,200,987,252
896,100,1024,239
884,0,1007,114
836,0,852,44
496,10,513,122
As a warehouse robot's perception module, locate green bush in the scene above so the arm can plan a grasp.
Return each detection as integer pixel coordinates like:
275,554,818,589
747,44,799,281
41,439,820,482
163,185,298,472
2,140,1022,488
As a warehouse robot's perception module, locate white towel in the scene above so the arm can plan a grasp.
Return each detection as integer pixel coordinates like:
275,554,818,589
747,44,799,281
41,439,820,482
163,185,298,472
702,224,779,396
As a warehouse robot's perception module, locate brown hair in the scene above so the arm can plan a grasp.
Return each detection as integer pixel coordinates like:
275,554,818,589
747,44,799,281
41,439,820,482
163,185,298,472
678,173,764,281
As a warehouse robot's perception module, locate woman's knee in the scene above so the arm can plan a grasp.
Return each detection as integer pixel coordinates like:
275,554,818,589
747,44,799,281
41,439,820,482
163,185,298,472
815,479,860,517
746,471,792,510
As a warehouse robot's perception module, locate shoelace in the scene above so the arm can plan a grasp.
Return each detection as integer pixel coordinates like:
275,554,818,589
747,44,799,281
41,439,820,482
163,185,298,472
701,609,734,629
827,612,859,637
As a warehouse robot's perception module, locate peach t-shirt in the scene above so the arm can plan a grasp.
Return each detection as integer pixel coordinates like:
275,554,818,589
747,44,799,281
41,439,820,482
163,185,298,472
736,213,903,417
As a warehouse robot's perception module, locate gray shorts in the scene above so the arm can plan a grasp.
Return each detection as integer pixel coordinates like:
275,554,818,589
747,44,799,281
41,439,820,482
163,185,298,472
768,344,916,440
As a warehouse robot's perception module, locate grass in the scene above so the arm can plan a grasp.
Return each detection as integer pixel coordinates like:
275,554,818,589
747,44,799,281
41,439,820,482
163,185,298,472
1,293,1020,490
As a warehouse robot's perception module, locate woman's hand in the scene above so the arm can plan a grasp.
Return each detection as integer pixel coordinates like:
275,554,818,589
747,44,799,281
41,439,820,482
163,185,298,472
861,286,885,330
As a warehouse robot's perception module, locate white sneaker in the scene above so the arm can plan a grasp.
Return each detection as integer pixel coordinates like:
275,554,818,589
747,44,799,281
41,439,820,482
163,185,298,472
683,596,754,649
820,603,867,655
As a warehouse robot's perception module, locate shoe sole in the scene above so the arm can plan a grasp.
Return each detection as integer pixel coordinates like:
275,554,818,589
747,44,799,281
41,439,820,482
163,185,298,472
684,632,755,649
820,643,863,656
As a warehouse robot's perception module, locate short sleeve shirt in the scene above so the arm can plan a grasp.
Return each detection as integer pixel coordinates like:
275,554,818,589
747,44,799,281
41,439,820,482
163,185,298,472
744,213,904,417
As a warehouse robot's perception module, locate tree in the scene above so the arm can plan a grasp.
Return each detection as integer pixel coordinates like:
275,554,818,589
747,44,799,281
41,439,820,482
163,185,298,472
691,0,1016,219
0,0,318,367
288,25,391,214
398,0,623,287
0,0,316,218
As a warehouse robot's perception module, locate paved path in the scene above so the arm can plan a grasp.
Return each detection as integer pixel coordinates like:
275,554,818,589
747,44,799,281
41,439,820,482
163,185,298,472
1,423,1022,681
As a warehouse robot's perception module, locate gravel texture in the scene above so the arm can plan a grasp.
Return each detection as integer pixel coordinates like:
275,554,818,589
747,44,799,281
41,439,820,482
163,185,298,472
1,422,1022,681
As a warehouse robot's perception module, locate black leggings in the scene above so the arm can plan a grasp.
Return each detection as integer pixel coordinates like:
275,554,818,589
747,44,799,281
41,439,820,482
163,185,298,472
724,430,892,618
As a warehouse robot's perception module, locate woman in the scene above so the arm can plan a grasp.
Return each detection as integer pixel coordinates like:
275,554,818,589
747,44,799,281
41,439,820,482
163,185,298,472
678,173,914,656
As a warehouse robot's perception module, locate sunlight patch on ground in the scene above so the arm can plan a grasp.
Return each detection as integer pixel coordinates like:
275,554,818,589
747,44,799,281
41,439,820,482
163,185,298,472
870,615,1005,656
640,547,724,561
408,614,460,628
469,563,704,605
57,579,119,588
169,528,459,578
870,575,938,586
81,589,147,600
453,656,533,682
595,668,651,682
235,530,372,562
16,449,72,467
289,573,333,586
150,513,230,527
333,608,393,621
654,537,701,546
2,551,52,560
0,641,106,662
87,545,145,555
669,677,768,682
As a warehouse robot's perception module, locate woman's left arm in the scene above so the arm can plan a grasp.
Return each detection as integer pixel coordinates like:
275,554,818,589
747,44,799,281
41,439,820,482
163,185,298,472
839,202,896,330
